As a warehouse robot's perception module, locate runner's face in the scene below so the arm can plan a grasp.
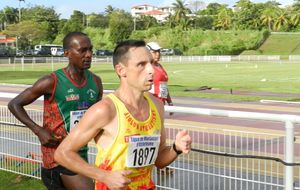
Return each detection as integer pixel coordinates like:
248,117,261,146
125,46,154,91
150,50,160,63
66,36,93,70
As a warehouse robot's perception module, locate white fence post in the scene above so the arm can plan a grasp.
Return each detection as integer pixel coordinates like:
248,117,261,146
21,56,24,71
51,56,54,71
285,120,294,190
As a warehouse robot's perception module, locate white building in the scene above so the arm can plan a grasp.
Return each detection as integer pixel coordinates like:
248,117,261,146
131,4,174,22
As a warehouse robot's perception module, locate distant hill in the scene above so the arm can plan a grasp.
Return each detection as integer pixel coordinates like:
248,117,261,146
242,33,300,56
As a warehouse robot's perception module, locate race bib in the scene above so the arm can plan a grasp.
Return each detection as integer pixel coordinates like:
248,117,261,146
126,135,160,168
70,110,86,131
159,82,168,98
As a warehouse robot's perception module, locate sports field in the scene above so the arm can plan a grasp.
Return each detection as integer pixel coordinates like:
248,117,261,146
1,61,300,101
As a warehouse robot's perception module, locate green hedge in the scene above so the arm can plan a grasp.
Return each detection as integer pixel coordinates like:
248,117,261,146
81,27,269,55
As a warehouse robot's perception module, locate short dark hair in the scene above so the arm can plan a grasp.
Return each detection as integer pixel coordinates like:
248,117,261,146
63,32,89,50
113,40,146,68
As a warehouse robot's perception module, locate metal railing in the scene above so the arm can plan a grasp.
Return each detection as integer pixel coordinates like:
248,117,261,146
0,55,286,66
1,105,300,190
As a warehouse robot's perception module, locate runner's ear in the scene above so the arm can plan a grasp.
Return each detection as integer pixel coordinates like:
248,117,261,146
115,63,126,77
64,49,69,57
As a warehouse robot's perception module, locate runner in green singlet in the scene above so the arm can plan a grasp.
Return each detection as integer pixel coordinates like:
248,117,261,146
8,32,103,190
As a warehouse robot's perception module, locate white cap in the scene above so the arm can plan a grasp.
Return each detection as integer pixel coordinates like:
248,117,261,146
146,42,161,51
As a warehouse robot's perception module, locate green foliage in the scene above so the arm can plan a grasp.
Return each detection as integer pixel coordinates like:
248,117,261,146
0,6,19,27
60,10,85,36
192,16,214,30
109,11,133,44
3,20,48,49
142,29,267,55
1,3,300,55
135,15,158,30
84,27,113,50
21,6,60,42
130,30,147,41
0,170,45,190
87,13,109,28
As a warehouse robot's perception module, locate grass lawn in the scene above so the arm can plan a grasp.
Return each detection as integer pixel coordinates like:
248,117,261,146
259,34,300,55
1,61,300,101
0,170,45,190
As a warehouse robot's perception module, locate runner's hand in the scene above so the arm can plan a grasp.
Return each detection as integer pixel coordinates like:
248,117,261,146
175,130,192,154
103,170,132,190
168,103,174,116
36,128,61,147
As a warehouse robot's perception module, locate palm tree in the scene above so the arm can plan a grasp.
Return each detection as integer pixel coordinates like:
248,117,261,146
105,5,115,16
172,0,191,24
261,8,276,31
141,15,157,29
273,9,289,31
165,14,176,28
0,7,18,30
292,0,300,11
291,12,300,26
0,11,5,30
2,7,18,24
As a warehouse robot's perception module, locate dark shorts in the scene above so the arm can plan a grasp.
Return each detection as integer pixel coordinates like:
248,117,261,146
41,165,77,190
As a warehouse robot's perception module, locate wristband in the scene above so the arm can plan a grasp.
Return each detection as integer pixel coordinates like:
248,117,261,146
172,142,182,155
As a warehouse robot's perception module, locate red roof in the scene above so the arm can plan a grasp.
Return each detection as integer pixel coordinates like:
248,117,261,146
144,10,165,15
0,37,16,43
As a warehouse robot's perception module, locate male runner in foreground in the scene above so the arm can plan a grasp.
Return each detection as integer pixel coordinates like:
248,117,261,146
55,40,191,189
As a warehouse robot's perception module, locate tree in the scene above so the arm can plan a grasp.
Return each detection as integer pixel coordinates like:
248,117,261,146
0,6,19,30
215,8,232,30
87,13,109,28
273,9,289,31
21,6,60,42
293,0,300,11
4,20,48,49
291,12,300,27
0,11,5,30
187,0,205,13
233,0,264,30
60,10,85,35
165,14,176,28
192,15,214,29
261,7,277,31
105,5,115,16
136,15,158,30
172,0,192,30
172,0,191,23
109,11,133,44
199,3,225,16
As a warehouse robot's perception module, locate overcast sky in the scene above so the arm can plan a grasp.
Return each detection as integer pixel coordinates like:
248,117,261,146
0,0,295,19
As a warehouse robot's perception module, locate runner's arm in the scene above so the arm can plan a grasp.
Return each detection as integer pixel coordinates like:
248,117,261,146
92,74,103,101
166,90,173,105
8,75,54,134
153,96,191,168
55,99,128,184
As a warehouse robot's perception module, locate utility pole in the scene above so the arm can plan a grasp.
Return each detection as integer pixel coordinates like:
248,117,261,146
18,0,25,22
133,16,136,31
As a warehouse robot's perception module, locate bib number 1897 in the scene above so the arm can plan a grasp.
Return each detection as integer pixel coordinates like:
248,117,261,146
133,147,156,167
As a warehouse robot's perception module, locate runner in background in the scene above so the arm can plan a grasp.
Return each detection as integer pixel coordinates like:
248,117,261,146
54,40,192,190
146,42,174,112
8,32,103,190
